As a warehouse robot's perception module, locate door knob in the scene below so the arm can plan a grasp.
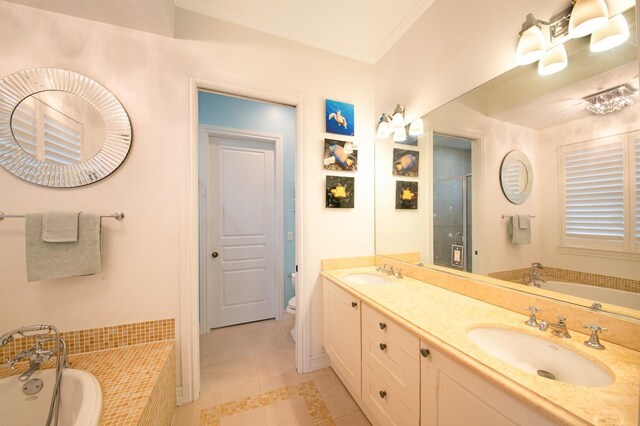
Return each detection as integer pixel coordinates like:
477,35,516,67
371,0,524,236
211,252,219,258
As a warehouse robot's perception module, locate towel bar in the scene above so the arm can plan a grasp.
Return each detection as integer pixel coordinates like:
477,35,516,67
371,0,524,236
502,214,535,219
0,212,125,221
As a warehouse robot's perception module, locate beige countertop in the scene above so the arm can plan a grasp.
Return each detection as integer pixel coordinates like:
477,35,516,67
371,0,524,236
321,266,640,426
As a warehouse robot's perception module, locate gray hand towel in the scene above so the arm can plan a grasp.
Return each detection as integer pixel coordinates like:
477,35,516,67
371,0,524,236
508,215,531,245
42,211,80,242
26,213,101,282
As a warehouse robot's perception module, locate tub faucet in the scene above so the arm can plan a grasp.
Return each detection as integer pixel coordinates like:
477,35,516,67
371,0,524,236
530,262,546,287
1,325,69,381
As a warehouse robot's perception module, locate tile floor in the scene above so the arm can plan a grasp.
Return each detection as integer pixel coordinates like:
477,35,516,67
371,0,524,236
172,316,371,425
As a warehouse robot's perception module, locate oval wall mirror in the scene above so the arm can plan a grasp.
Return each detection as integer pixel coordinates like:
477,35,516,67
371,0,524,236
0,68,132,187
500,150,532,204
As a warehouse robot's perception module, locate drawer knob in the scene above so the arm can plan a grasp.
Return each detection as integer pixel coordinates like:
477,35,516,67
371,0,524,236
420,348,431,358
379,322,387,330
351,301,358,308
379,343,387,351
379,390,387,398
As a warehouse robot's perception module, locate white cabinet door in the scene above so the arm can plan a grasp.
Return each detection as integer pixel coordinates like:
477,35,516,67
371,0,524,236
420,342,556,426
322,279,362,397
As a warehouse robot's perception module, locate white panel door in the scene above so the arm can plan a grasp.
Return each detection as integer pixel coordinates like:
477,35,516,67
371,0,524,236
207,136,276,329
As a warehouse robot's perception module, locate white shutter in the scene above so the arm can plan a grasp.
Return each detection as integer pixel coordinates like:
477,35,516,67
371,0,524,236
11,99,38,157
561,139,625,245
43,113,82,165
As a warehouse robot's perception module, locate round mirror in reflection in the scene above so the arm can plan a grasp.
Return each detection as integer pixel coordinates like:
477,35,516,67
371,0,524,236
500,151,533,204
0,68,131,187
11,91,106,165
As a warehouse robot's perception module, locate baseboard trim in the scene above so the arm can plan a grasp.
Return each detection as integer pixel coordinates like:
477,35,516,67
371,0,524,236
309,352,330,371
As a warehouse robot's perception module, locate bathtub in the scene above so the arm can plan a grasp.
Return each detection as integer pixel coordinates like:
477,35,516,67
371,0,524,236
539,280,640,311
0,368,102,426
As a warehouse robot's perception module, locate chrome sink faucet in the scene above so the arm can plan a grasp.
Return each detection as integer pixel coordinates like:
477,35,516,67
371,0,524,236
539,315,571,338
376,264,403,279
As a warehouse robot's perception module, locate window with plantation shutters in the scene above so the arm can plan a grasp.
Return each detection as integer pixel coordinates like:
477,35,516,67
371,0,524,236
560,133,638,253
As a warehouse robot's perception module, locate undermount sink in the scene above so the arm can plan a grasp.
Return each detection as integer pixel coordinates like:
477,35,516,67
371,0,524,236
344,273,392,286
467,327,614,387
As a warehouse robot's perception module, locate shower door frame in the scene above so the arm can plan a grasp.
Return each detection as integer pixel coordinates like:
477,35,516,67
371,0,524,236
427,123,484,275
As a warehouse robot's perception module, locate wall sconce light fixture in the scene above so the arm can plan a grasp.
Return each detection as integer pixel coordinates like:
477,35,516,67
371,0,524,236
515,1,630,76
376,104,424,142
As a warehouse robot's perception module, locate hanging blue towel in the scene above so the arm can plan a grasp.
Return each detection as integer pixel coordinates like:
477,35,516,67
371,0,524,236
25,213,101,282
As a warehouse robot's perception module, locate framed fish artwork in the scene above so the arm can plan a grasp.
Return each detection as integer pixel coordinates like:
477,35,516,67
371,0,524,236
396,181,418,209
326,175,354,208
323,139,357,171
325,99,354,136
392,148,419,177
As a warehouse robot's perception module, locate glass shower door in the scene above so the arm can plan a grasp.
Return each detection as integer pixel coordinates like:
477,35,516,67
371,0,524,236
432,174,472,272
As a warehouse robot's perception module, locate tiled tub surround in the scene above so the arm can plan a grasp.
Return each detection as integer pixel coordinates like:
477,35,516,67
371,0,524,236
0,320,176,426
489,267,640,294
321,264,640,425
1,318,175,362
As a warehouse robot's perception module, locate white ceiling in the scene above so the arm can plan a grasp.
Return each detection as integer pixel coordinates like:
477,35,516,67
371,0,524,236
6,0,436,63
5,0,176,37
174,0,436,63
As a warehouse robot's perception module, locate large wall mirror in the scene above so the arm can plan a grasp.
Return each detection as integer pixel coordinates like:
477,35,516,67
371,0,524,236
0,68,132,187
375,5,640,320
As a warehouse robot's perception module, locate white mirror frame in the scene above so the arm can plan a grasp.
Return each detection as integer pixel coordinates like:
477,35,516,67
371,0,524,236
500,150,533,204
0,68,132,187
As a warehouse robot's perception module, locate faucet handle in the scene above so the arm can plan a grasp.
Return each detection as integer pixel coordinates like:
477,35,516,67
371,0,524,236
2,359,16,369
523,306,542,327
582,323,607,350
396,268,403,279
582,323,608,332
556,315,567,325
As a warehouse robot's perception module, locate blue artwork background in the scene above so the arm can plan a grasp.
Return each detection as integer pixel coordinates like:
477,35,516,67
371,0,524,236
325,99,354,136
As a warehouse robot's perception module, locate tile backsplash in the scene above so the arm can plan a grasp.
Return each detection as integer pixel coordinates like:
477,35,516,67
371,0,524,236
489,267,640,294
1,318,175,362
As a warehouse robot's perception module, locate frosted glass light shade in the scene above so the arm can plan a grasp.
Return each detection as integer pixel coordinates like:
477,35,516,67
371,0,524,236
569,0,608,38
376,120,391,139
393,127,407,142
391,104,405,128
590,14,629,52
409,118,424,136
538,44,568,75
516,26,546,65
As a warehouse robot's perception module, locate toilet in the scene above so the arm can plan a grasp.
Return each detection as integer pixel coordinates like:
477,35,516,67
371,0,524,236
286,273,297,341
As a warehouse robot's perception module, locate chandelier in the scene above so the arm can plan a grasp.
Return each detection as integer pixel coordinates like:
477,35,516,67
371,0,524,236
584,84,636,115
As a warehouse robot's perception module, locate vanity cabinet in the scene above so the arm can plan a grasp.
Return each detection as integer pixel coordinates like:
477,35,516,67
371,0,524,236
323,278,556,426
419,341,554,426
322,278,362,397
361,304,420,425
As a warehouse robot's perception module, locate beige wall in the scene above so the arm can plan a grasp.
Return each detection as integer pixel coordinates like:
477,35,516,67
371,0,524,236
374,0,567,121
0,1,375,388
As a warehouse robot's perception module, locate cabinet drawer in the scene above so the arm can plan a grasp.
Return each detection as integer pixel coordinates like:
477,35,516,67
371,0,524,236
363,303,419,358
362,321,420,416
362,363,419,426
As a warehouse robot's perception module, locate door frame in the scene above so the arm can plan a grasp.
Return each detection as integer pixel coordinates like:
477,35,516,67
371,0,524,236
427,122,484,275
180,77,307,405
198,125,285,334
